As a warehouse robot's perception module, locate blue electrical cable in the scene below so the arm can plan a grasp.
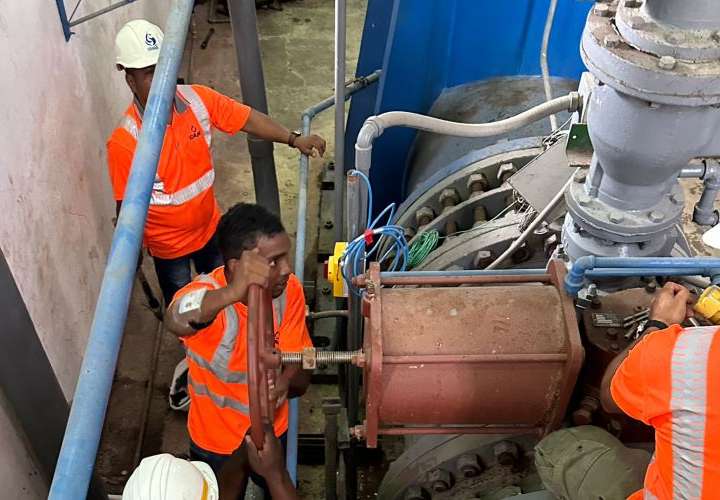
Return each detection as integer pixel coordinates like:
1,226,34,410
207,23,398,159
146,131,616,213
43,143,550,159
341,170,409,295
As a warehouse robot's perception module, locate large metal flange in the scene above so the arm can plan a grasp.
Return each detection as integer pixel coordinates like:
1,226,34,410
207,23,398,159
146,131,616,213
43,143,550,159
565,180,684,243
561,215,676,259
395,138,545,229
378,434,543,500
615,2,720,62
412,211,550,271
581,3,720,105
405,187,513,242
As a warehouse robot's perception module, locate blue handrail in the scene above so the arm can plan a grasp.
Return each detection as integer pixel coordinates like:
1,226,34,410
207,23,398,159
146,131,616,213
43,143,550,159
48,1,194,498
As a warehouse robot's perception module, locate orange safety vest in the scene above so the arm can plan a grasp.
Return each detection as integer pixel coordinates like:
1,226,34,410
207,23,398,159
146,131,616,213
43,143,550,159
174,266,313,454
611,325,720,499
107,85,251,259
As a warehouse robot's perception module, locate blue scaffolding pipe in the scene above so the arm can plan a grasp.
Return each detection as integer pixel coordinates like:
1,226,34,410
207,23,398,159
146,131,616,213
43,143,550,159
48,1,194,498
55,0,138,41
565,256,720,295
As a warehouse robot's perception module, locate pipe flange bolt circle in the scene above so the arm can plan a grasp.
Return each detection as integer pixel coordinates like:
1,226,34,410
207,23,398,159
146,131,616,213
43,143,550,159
615,3,720,62
581,5,720,105
565,182,684,243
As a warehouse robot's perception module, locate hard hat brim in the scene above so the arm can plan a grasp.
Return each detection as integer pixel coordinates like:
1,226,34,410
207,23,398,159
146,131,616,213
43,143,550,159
191,461,219,500
118,52,160,70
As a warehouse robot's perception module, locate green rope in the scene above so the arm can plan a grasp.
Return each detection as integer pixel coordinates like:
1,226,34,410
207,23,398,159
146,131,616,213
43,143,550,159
407,230,440,268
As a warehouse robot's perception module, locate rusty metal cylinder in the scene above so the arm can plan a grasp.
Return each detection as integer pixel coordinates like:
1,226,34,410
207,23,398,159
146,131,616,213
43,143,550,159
361,262,583,447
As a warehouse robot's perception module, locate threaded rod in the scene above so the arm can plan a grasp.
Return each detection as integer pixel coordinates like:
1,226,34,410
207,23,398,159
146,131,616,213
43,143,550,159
280,349,363,365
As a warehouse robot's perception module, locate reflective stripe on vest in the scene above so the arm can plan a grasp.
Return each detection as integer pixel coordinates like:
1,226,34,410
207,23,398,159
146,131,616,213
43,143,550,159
186,274,287,385
149,169,215,206
670,326,716,499
120,115,139,140
177,85,212,148
188,376,249,414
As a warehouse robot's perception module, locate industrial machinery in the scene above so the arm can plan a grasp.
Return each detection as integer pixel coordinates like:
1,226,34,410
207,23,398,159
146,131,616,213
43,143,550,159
288,0,720,498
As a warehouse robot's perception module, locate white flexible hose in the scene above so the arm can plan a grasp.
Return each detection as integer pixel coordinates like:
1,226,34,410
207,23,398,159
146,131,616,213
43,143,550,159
359,93,578,142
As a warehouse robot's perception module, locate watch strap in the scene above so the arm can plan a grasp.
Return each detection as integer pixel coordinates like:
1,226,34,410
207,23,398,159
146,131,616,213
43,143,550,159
643,319,669,333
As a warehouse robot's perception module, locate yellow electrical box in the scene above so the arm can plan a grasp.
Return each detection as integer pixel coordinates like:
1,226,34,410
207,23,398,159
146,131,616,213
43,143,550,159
695,285,720,324
327,242,348,297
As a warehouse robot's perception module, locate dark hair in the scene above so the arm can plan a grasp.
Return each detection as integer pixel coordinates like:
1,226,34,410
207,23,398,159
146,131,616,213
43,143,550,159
216,203,285,262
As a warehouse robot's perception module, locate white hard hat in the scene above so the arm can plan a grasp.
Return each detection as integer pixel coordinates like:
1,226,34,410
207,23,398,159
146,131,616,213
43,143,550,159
122,454,219,500
703,224,720,250
115,20,164,69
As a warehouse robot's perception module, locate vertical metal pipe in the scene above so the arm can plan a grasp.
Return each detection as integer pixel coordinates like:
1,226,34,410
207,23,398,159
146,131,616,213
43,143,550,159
228,0,281,216
540,0,559,131
333,0,347,241
48,2,194,498
294,114,313,284
289,72,380,485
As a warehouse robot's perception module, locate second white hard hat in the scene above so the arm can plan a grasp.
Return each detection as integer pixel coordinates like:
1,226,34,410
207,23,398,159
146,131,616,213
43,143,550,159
115,19,164,69
703,223,720,251
122,453,219,500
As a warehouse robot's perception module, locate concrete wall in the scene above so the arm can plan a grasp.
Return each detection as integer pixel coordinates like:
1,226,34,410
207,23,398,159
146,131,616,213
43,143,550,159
0,0,172,496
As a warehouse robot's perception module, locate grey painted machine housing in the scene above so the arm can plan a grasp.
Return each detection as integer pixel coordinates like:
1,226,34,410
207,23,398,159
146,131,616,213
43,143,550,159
563,0,720,261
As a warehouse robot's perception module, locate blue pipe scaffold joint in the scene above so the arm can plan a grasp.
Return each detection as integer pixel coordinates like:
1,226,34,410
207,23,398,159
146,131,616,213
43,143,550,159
48,2,194,499
564,256,720,296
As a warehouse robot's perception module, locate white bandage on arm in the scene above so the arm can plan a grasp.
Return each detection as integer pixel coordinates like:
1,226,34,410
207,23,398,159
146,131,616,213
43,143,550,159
178,288,208,314
168,288,209,332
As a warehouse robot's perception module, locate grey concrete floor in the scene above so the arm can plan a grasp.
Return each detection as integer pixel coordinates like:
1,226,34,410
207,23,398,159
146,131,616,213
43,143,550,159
97,0,367,497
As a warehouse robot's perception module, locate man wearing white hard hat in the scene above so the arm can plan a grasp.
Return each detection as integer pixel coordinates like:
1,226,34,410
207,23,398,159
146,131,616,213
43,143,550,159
123,430,298,500
108,19,326,310
122,453,219,500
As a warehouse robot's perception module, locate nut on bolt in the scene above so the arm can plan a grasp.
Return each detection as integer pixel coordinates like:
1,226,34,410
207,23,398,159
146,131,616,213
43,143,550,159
628,15,646,29
456,453,483,478
609,212,625,224
467,172,490,194
439,188,460,208
594,3,613,17
649,210,665,222
497,163,517,184
658,55,677,70
404,485,429,500
603,34,622,48
428,468,453,493
494,440,520,466
415,206,435,226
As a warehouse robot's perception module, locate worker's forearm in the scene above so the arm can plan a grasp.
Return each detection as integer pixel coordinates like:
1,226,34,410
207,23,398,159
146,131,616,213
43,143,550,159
242,109,292,144
166,287,237,337
600,327,658,413
265,470,299,500
284,365,311,398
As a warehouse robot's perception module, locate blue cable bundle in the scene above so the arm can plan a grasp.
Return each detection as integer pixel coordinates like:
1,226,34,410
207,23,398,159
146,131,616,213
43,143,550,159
341,170,409,295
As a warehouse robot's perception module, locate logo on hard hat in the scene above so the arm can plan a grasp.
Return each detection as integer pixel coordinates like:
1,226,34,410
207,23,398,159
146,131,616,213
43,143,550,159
145,33,159,50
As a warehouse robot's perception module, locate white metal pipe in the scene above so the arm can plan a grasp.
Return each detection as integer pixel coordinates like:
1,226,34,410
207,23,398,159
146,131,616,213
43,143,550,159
540,0,559,130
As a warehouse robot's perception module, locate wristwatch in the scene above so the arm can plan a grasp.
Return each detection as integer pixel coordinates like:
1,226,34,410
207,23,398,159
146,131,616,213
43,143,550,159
288,131,301,148
642,319,668,333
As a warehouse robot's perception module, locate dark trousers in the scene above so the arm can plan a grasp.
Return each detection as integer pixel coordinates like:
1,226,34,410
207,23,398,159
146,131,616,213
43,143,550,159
152,237,223,306
190,433,288,499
